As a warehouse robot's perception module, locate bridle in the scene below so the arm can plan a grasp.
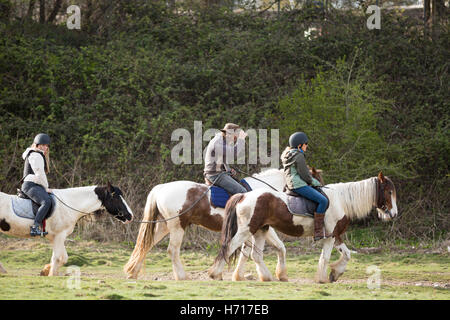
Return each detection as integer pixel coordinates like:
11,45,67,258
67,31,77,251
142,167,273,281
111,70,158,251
375,177,393,219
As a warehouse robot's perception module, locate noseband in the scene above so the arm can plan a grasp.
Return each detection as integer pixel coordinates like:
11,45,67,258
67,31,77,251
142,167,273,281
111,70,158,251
375,178,392,218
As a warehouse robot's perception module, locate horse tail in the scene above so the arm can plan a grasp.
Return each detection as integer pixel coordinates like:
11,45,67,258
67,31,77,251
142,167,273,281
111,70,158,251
123,186,161,278
217,193,245,266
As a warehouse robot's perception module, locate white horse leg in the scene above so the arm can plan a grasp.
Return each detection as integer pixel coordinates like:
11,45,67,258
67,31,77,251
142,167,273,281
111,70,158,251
48,234,68,277
265,227,288,282
167,227,188,281
232,243,251,281
251,230,273,282
315,237,335,283
209,228,252,280
329,242,351,282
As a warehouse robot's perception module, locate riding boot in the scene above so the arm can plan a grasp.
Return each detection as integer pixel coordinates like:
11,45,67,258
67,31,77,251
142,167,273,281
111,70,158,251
313,213,331,241
30,224,47,237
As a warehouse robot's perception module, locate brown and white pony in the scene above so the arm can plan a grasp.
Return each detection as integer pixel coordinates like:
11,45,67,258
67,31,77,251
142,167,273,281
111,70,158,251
124,168,323,281
209,172,398,283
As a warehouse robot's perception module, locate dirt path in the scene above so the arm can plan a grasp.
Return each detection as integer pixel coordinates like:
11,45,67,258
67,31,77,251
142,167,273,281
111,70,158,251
89,269,449,289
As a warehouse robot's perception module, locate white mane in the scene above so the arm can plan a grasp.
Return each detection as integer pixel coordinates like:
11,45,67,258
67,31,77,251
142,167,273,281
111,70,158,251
326,178,376,220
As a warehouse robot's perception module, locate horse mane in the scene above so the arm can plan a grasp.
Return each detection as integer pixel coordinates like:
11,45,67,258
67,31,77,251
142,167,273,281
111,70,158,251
252,168,283,178
54,185,98,193
326,178,376,220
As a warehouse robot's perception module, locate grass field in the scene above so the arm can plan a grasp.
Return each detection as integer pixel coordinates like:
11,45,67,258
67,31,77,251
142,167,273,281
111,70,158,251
0,235,449,300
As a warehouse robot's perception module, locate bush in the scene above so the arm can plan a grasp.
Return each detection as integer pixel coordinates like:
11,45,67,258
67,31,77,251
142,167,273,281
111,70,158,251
0,2,448,243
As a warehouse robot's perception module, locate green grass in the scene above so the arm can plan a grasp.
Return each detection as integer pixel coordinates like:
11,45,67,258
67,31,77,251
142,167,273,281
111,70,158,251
0,236,449,300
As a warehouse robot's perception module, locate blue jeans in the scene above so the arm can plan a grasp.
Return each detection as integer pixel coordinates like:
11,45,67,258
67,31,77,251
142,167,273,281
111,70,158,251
21,181,52,226
293,186,328,214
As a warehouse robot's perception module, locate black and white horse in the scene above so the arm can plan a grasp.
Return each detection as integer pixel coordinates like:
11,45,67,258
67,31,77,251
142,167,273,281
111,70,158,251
0,182,133,276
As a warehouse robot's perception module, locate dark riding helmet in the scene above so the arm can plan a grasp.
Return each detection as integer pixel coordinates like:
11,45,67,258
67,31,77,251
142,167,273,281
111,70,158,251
289,132,308,148
33,133,51,146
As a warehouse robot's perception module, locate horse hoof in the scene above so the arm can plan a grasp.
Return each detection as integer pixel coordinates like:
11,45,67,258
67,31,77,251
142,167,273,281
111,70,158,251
258,275,274,282
329,271,336,283
314,274,328,284
40,264,51,276
209,272,223,281
232,273,244,281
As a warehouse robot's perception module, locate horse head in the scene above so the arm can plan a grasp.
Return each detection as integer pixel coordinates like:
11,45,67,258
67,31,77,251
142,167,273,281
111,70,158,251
375,171,398,221
310,166,324,185
95,182,134,224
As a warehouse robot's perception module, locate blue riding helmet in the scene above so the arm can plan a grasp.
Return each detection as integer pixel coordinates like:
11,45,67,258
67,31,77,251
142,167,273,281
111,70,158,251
289,132,308,148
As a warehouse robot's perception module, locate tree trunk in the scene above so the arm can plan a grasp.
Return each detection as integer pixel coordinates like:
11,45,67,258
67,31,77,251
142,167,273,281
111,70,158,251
39,0,46,23
435,0,446,19
424,0,431,23
27,0,36,20
47,0,62,23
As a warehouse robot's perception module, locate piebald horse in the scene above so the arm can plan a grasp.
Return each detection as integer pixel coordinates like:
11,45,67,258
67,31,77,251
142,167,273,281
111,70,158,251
209,172,398,283
0,183,134,276
124,168,323,281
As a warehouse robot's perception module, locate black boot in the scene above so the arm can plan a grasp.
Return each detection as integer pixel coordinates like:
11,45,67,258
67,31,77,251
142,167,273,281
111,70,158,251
30,224,47,237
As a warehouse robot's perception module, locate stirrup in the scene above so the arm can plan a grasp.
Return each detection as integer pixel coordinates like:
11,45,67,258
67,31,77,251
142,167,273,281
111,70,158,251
314,233,332,241
314,228,332,241
30,225,48,237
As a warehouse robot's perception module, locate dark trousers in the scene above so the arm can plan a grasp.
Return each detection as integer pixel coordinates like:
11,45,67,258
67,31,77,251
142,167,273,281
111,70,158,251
206,172,247,195
21,181,52,226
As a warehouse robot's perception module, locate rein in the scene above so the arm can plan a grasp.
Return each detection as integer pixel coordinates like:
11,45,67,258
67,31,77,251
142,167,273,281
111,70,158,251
230,166,279,191
52,193,93,216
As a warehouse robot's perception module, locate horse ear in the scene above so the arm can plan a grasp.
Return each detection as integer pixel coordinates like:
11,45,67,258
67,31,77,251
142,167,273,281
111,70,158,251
107,181,113,193
311,166,317,174
378,171,385,182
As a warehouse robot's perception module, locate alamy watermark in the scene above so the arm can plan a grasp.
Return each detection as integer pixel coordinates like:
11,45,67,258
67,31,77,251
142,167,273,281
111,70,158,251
171,121,280,169
67,5,81,30
366,265,381,289
66,4,380,31
367,5,381,30
66,265,81,290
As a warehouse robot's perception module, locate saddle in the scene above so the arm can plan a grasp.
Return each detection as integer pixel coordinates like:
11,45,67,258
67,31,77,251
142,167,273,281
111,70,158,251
13,189,55,221
283,186,330,218
205,178,252,208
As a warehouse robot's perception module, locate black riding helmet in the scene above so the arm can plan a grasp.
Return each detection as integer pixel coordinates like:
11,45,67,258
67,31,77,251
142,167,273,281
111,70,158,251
33,133,51,146
289,132,308,148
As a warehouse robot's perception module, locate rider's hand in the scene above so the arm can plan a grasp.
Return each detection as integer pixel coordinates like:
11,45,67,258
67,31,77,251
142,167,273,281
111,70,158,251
47,188,53,194
230,169,237,177
238,130,247,139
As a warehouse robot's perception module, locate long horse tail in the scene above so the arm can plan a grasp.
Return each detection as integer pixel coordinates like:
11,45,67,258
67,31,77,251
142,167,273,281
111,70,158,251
217,193,246,266
123,186,161,279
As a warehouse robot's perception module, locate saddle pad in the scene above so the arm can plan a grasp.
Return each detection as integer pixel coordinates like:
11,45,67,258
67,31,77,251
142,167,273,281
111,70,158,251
11,195,55,220
210,179,252,208
240,179,252,192
285,195,316,218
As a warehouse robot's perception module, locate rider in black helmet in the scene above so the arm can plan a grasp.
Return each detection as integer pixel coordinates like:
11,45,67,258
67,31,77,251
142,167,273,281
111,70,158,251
281,132,330,241
21,133,53,237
